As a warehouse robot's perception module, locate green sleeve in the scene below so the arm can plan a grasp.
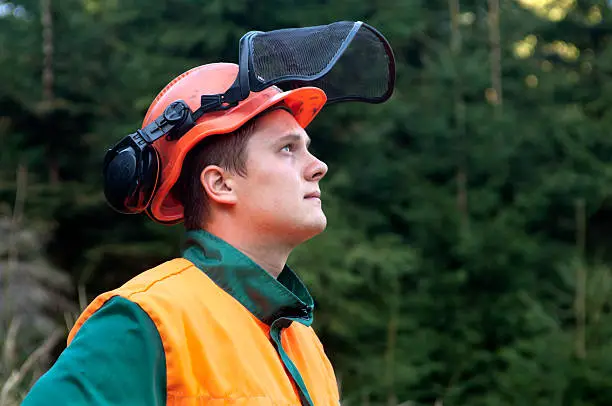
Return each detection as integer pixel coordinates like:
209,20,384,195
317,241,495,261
21,296,167,406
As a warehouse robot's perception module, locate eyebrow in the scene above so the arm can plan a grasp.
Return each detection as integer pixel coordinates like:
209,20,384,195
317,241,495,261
276,133,311,148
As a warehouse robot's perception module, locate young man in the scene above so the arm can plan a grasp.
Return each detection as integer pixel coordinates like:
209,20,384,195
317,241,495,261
22,63,339,405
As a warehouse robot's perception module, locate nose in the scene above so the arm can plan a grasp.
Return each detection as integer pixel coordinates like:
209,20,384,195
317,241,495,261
305,153,328,182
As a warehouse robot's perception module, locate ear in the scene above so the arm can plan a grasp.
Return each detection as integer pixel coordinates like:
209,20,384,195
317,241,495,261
200,165,237,206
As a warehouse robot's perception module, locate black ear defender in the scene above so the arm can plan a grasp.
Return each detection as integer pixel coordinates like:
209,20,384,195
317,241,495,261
102,100,196,214
102,135,160,214
102,94,240,215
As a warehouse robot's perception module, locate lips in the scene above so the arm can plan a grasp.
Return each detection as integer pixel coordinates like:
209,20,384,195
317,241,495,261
304,191,321,199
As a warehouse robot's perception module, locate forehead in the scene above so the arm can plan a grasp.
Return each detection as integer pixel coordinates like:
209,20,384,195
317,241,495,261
251,108,307,142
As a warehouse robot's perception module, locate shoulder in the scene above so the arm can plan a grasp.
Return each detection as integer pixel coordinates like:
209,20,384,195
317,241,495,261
67,258,196,344
68,258,192,344
106,258,227,343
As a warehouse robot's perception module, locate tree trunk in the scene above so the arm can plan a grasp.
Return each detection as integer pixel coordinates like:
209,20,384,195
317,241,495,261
385,276,399,406
40,0,59,184
487,0,503,114
574,198,587,359
3,164,28,328
448,0,468,233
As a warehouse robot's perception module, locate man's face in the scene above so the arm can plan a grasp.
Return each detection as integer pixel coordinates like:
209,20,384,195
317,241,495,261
232,109,328,245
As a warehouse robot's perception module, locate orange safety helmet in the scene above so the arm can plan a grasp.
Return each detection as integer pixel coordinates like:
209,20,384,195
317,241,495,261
142,63,326,225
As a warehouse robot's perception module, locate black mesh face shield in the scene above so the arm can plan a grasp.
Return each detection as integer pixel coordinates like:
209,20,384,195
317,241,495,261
202,20,396,114
232,20,395,104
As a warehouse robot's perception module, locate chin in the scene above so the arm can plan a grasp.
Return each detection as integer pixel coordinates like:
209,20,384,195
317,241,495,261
300,216,328,240
280,217,326,246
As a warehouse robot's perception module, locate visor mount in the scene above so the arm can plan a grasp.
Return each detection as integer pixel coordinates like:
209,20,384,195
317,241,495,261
199,94,239,115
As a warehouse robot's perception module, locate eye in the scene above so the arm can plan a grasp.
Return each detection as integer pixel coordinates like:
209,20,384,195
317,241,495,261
281,144,294,152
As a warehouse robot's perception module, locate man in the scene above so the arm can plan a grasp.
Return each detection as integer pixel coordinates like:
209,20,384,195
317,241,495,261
22,63,339,405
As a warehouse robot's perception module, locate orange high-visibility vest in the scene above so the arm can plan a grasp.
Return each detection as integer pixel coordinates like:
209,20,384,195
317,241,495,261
67,257,340,406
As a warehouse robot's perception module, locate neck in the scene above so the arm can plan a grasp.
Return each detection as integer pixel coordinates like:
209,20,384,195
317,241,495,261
203,220,293,279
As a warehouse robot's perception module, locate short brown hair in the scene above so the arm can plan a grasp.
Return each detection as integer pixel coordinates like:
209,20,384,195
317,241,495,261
174,106,289,230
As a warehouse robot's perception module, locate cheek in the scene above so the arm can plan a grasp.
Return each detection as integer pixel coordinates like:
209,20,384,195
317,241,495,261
246,164,301,206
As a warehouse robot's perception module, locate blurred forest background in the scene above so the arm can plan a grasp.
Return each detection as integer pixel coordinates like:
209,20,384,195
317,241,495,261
3,0,612,405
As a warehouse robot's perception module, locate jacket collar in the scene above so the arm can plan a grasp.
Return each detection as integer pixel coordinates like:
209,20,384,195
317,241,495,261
181,230,314,326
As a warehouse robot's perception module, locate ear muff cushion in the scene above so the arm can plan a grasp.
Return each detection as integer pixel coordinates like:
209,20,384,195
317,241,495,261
103,147,138,213
137,146,160,210
103,144,160,214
